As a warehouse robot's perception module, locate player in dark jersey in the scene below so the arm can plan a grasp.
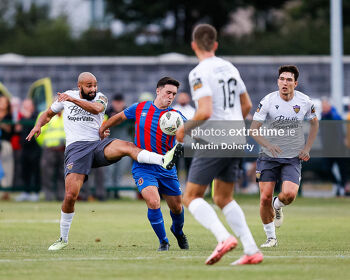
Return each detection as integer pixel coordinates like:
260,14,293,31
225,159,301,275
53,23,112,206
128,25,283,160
100,77,188,251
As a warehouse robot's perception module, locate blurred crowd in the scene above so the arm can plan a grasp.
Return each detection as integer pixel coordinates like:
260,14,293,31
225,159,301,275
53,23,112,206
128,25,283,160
0,93,350,202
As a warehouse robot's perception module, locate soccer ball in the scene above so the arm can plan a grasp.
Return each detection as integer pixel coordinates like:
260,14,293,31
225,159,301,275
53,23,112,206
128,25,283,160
159,111,183,135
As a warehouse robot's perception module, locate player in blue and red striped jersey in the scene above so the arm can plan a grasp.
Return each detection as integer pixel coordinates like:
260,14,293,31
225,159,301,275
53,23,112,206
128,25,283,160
100,77,188,251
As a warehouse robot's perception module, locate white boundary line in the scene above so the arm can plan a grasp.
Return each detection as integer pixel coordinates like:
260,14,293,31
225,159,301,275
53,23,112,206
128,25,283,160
0,255,349,263
0,219,59,223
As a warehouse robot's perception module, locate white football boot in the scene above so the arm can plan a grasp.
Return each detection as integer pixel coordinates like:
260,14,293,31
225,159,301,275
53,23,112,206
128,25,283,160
273,196,284,228
260,237,278,248
162,143,184,170
48,237,68,251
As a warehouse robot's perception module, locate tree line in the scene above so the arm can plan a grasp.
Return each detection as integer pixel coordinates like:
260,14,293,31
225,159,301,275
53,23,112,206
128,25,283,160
0,0,349,56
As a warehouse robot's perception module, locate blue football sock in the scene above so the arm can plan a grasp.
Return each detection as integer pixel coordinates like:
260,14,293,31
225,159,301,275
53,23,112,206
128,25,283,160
147,208,168,243
170,206,184,235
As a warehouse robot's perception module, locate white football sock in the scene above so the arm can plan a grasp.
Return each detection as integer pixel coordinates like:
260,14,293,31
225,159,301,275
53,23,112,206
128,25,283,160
188,198,230,242
222,200,259,255
263,222,276,239
60,210,75,242
274,197,285,210
137,150,163,165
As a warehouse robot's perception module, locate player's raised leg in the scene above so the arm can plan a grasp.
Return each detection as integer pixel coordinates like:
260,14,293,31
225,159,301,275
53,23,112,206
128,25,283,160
104,139,163,164
259,181,278,248
162,194,189,249
103,139,182,170
48,173,85,251
183,182,237,265
141,185,170,251
212,179,262,265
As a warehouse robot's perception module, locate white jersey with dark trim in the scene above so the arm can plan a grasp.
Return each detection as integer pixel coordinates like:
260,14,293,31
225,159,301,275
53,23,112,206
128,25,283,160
253,90,316,122
253,90,316,158
189,56,247,121
50,90,108,147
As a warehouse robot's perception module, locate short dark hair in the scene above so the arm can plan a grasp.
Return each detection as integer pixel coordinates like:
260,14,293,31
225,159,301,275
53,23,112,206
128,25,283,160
192,24,217,51
156,77,180,89
112,93,124,101
278,65,299,81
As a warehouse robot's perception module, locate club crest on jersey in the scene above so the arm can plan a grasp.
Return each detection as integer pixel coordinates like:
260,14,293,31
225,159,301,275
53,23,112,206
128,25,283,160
311,104,315,114
293,105,300,113
275,105,279,110
256,103,263,113
66,162,74,170
192,78,203,91
138,178,144,186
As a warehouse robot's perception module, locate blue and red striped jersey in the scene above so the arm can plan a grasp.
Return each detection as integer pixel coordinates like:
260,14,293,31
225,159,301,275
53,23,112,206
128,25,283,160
124,101,186,177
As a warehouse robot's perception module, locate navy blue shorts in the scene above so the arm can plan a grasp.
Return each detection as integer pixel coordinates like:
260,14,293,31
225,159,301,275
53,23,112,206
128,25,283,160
133,169,182,196
256,156,302,185
64,138,119,181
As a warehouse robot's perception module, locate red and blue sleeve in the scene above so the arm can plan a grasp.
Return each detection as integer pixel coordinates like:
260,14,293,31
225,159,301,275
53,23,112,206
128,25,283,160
124,103,138,120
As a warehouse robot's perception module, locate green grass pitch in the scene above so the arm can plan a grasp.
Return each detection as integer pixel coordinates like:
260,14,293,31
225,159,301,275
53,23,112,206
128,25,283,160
1,196,349,280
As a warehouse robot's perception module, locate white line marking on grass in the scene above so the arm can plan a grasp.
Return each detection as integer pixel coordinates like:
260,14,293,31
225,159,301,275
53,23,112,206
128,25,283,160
265,256,350,259
1,255,349,263
0,219,59,223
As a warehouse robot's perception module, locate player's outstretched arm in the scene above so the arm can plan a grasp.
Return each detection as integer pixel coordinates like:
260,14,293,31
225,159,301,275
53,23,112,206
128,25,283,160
193,96,212,121
299,117,319,161
240,92,252,119
57,92,104,115
176,96,212,142
99,111,127,139
26,108,57,141
250,120,282,157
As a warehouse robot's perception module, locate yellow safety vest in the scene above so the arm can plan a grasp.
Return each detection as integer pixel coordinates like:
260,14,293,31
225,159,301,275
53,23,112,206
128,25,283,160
36,113,65,148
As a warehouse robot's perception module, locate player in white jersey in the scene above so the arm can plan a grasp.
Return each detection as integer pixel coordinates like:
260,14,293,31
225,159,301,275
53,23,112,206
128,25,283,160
176,24,263,266
250,65,319,248
26,72,182,251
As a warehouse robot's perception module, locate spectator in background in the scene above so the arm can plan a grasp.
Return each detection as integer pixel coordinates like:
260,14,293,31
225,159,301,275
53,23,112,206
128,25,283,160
36,111,65,201
104,94,132,199
11,97,21,123
172,92,195,181
16,99,41,202
0,95,14,200
106,94,127,118
138,92,154,102
321,97,348,197
172,92,195,120
321,98,342,120
11,97,23,188
0,159,4,182
82,168,106,201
